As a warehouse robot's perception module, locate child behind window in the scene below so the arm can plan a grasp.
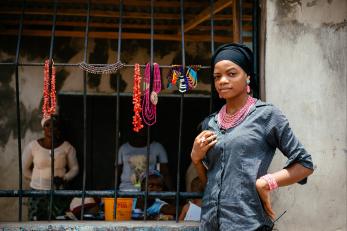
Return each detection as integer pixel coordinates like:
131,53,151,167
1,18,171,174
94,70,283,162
179,177,203,221
132,169,176,220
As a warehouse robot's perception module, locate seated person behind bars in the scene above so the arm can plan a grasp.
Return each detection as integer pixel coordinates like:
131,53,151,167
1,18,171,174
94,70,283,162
179,176,203,221
132,170,176,220
22,116,79,220
116,127,172,191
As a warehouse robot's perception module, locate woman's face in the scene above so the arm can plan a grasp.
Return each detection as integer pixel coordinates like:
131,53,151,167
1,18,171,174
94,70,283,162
213,60,249,100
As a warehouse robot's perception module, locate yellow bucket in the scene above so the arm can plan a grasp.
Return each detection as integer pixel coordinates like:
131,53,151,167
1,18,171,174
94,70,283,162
104,197,133,221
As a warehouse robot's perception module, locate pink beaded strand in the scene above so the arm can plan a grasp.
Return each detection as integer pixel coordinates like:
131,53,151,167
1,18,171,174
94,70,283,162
260,174,279,191
142,63,161,126
217,96,256,130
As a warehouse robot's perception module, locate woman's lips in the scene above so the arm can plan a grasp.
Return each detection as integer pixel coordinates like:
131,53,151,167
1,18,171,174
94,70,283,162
219,88,232,92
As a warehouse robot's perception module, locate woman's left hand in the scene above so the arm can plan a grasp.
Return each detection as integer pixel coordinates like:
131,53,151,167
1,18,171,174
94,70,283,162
256,178,275,220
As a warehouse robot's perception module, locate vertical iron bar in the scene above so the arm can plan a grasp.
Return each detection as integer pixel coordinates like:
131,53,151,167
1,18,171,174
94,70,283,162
144,0,155,220
48,0,58,221
239,0,243,43
80,0,90,220
209,0,215,114
113,0,123,221
252,0,259,98
14,0,26,222
175,0,186,222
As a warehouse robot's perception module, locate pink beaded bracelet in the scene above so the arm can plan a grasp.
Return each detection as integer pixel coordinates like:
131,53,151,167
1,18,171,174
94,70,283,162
260,174,278,191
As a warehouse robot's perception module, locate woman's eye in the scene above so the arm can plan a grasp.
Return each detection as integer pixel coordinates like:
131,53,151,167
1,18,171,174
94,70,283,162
228,72,236,77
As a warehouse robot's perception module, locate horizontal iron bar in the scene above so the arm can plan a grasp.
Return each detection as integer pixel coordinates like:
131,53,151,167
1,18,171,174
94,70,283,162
0,62,211,69
58,91,211,98
0,190,202,198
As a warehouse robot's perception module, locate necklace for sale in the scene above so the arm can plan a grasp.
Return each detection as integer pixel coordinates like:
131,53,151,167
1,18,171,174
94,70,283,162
42,59,56,118
132,63,144,132
142,63,161,126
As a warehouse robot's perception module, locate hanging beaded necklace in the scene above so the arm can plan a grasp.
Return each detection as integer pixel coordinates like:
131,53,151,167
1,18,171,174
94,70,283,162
142,63,161,126
42,59,56,119
217,96,256,130
132,63,143,132
79,61,124,74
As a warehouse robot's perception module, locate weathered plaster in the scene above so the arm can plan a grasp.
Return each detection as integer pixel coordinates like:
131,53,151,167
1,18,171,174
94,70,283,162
267,0,346,230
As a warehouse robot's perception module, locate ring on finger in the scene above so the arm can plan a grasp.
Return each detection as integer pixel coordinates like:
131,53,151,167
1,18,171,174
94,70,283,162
200,137,206,144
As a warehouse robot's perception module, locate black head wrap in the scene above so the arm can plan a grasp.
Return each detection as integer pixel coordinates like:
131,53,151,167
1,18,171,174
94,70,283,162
211,43,253,77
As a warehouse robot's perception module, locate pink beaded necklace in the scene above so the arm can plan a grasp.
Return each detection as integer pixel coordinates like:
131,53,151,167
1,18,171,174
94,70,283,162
217,96,256,130
142,63,161,126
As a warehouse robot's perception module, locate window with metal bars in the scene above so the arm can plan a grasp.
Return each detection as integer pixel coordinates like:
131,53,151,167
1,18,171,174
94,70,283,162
0,0,259,222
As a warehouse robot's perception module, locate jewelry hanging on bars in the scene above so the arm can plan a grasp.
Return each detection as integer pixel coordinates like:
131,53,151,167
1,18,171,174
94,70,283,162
167,65,181,89
178,66,188,93
142,63,162,126
79,61,124,74
132,63,144,132
42,59,56,118
186,65,201,90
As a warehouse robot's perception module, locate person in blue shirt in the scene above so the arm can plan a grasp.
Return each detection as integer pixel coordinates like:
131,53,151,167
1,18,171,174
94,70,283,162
190,43,314,231
132,170,176,220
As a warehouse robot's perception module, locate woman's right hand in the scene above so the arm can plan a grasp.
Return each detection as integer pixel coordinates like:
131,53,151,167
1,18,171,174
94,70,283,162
191,130,217,164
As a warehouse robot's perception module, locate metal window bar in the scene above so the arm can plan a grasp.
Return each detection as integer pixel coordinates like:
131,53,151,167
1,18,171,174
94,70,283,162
80,0,91,220
143,0,155,221
14,0,26,222
239,0,243,43
47,0,58,221
113,0,123,221
209,0,215,114
0,62,212,68
0,0,260,223
174,0,186,222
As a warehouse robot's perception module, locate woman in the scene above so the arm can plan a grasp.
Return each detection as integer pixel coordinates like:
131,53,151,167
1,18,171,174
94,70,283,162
22,116,79,220
190,43,314,231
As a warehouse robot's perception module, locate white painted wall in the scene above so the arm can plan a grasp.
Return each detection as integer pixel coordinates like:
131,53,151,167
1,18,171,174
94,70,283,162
265,0,346,230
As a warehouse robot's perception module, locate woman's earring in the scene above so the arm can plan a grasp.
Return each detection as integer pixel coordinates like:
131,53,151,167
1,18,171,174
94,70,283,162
246,79,250,94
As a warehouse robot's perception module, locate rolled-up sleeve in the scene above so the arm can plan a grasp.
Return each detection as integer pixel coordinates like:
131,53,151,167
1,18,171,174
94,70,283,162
266,107,314,184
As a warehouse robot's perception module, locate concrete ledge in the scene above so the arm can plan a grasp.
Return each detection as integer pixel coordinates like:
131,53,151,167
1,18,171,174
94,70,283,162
0,221,200,231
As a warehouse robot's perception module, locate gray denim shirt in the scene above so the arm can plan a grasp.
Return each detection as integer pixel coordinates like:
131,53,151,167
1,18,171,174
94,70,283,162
200,100,314,231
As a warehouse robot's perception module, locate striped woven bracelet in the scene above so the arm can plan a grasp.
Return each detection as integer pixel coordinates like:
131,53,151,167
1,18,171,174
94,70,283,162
260,174,278,191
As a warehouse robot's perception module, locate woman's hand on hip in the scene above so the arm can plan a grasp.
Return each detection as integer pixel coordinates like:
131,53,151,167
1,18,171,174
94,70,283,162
191,130,217,164
256,178,276,220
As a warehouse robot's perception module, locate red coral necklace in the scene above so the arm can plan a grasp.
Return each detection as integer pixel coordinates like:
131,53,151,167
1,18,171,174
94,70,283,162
42,59,56,119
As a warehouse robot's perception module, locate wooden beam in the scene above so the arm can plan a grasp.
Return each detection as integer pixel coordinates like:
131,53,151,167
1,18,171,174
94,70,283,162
232,0,240,42
6,0,253,9
183,0,233,33
0,9,182,20
6,0,209,8
0,19,253,32
0,8,252,22
0,29,252,43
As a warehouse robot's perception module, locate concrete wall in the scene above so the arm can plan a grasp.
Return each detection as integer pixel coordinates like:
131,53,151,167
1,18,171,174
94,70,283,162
265,0,346,230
